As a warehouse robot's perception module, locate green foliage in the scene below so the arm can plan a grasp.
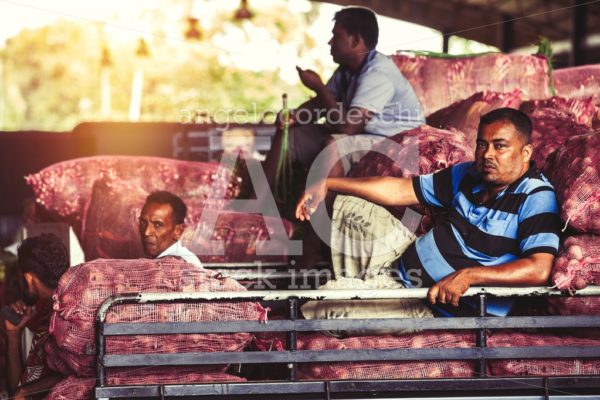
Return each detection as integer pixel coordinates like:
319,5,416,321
1,1,321,131
535,36,555,96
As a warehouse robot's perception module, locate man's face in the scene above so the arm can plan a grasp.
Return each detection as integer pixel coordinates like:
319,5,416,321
328,22,355,65
475,120,532,189
138,202,184,258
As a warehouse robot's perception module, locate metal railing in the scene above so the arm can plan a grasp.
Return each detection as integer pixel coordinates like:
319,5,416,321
95,286,600,399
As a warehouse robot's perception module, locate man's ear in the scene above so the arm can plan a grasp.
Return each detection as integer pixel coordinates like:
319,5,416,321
350,33,363,49
23,272,36,287
173,223,185,241
522,143,533,163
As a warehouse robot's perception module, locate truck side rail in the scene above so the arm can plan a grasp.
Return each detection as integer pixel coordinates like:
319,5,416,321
95,286,600,399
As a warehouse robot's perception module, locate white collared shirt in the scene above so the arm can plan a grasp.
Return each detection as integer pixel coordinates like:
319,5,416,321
157,241,202,267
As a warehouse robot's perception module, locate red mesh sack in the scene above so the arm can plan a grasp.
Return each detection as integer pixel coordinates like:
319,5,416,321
26,156,239,236
297,331,475,380
349,125,473,221
50,258,263,376
520,96,597,128
547,296,600,338
81,177,293,262
44,336,76,376
488,331,600,376
427,90,522,149
524,108,592,170
80,177,149,260
391,53,550,115
551,235,600,290
45,375,96,400
544,132,600,234
548,296,600,316
553,65,600,128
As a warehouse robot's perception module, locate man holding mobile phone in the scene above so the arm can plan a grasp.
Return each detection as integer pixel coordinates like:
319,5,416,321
3,234,69,399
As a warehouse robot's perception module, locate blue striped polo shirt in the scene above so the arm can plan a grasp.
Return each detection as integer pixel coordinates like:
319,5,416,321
396,162,561,316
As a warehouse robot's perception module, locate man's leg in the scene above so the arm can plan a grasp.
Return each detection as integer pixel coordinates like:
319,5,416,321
295,134,385,269
262,124,331,191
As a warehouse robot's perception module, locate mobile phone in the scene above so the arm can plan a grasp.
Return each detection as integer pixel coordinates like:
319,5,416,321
1,305,23,326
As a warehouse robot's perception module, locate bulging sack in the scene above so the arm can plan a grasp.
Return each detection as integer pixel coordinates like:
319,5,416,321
392,53,550,115
50,258,263,376
551,235,600,290
544,132,600,234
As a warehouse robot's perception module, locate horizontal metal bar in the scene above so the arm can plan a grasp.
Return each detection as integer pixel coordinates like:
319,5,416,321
103,346,600,367
97,286,600,321
95,377,600,398
202,262,293,268
97,382,324,398
102,315,600,336
97,286,600,322
206,270,326,281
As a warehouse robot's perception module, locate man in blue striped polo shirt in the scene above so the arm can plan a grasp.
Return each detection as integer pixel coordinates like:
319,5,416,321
296,108,561,316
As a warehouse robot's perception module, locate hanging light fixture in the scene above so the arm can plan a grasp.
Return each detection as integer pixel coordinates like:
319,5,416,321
234,0,253,21
135,38,150,58
100,45,112,68
185,16,202,40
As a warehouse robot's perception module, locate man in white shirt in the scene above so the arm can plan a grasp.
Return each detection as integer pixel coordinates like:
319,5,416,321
138,191,202,267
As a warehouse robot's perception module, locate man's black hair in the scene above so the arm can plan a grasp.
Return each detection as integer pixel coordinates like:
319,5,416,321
478,107,532,144
144,191,187,225
333,6,379,50
18,233,69,289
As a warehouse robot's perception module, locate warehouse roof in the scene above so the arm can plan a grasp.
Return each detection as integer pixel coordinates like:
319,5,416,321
317,0,599,65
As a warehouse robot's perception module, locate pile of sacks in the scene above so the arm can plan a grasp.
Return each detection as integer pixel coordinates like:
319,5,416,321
27,156,294,263
543,132,600,319
81,176,293,263
253,328,600,380
45,257,262,398
25,52,600,389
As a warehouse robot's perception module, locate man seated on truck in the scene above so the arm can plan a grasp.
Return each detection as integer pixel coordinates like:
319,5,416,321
296,108,561,316
262,6,424,188
139,191,202,267
261,6,424,269
4,234,68,399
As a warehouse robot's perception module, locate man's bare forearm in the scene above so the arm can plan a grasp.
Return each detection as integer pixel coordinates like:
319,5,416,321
7,331,24,393
326,176,419,206
14,373,63,398
427,253,554,306
461,253,553,287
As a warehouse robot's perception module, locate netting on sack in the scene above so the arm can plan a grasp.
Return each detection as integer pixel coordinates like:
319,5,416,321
524,108,592,170
544,132,600,234
488,331,600,376
44,336,76,376
551,235,600,290
296,331,476,380
82,176,293,262
50,258,263,376
26,156,239,236
45,375,96,400
520,96,598,128
349,125,473,228
427,90,522,149
547,296,600,339
391,53,550,115
553,65,600,106
548,296,600,316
